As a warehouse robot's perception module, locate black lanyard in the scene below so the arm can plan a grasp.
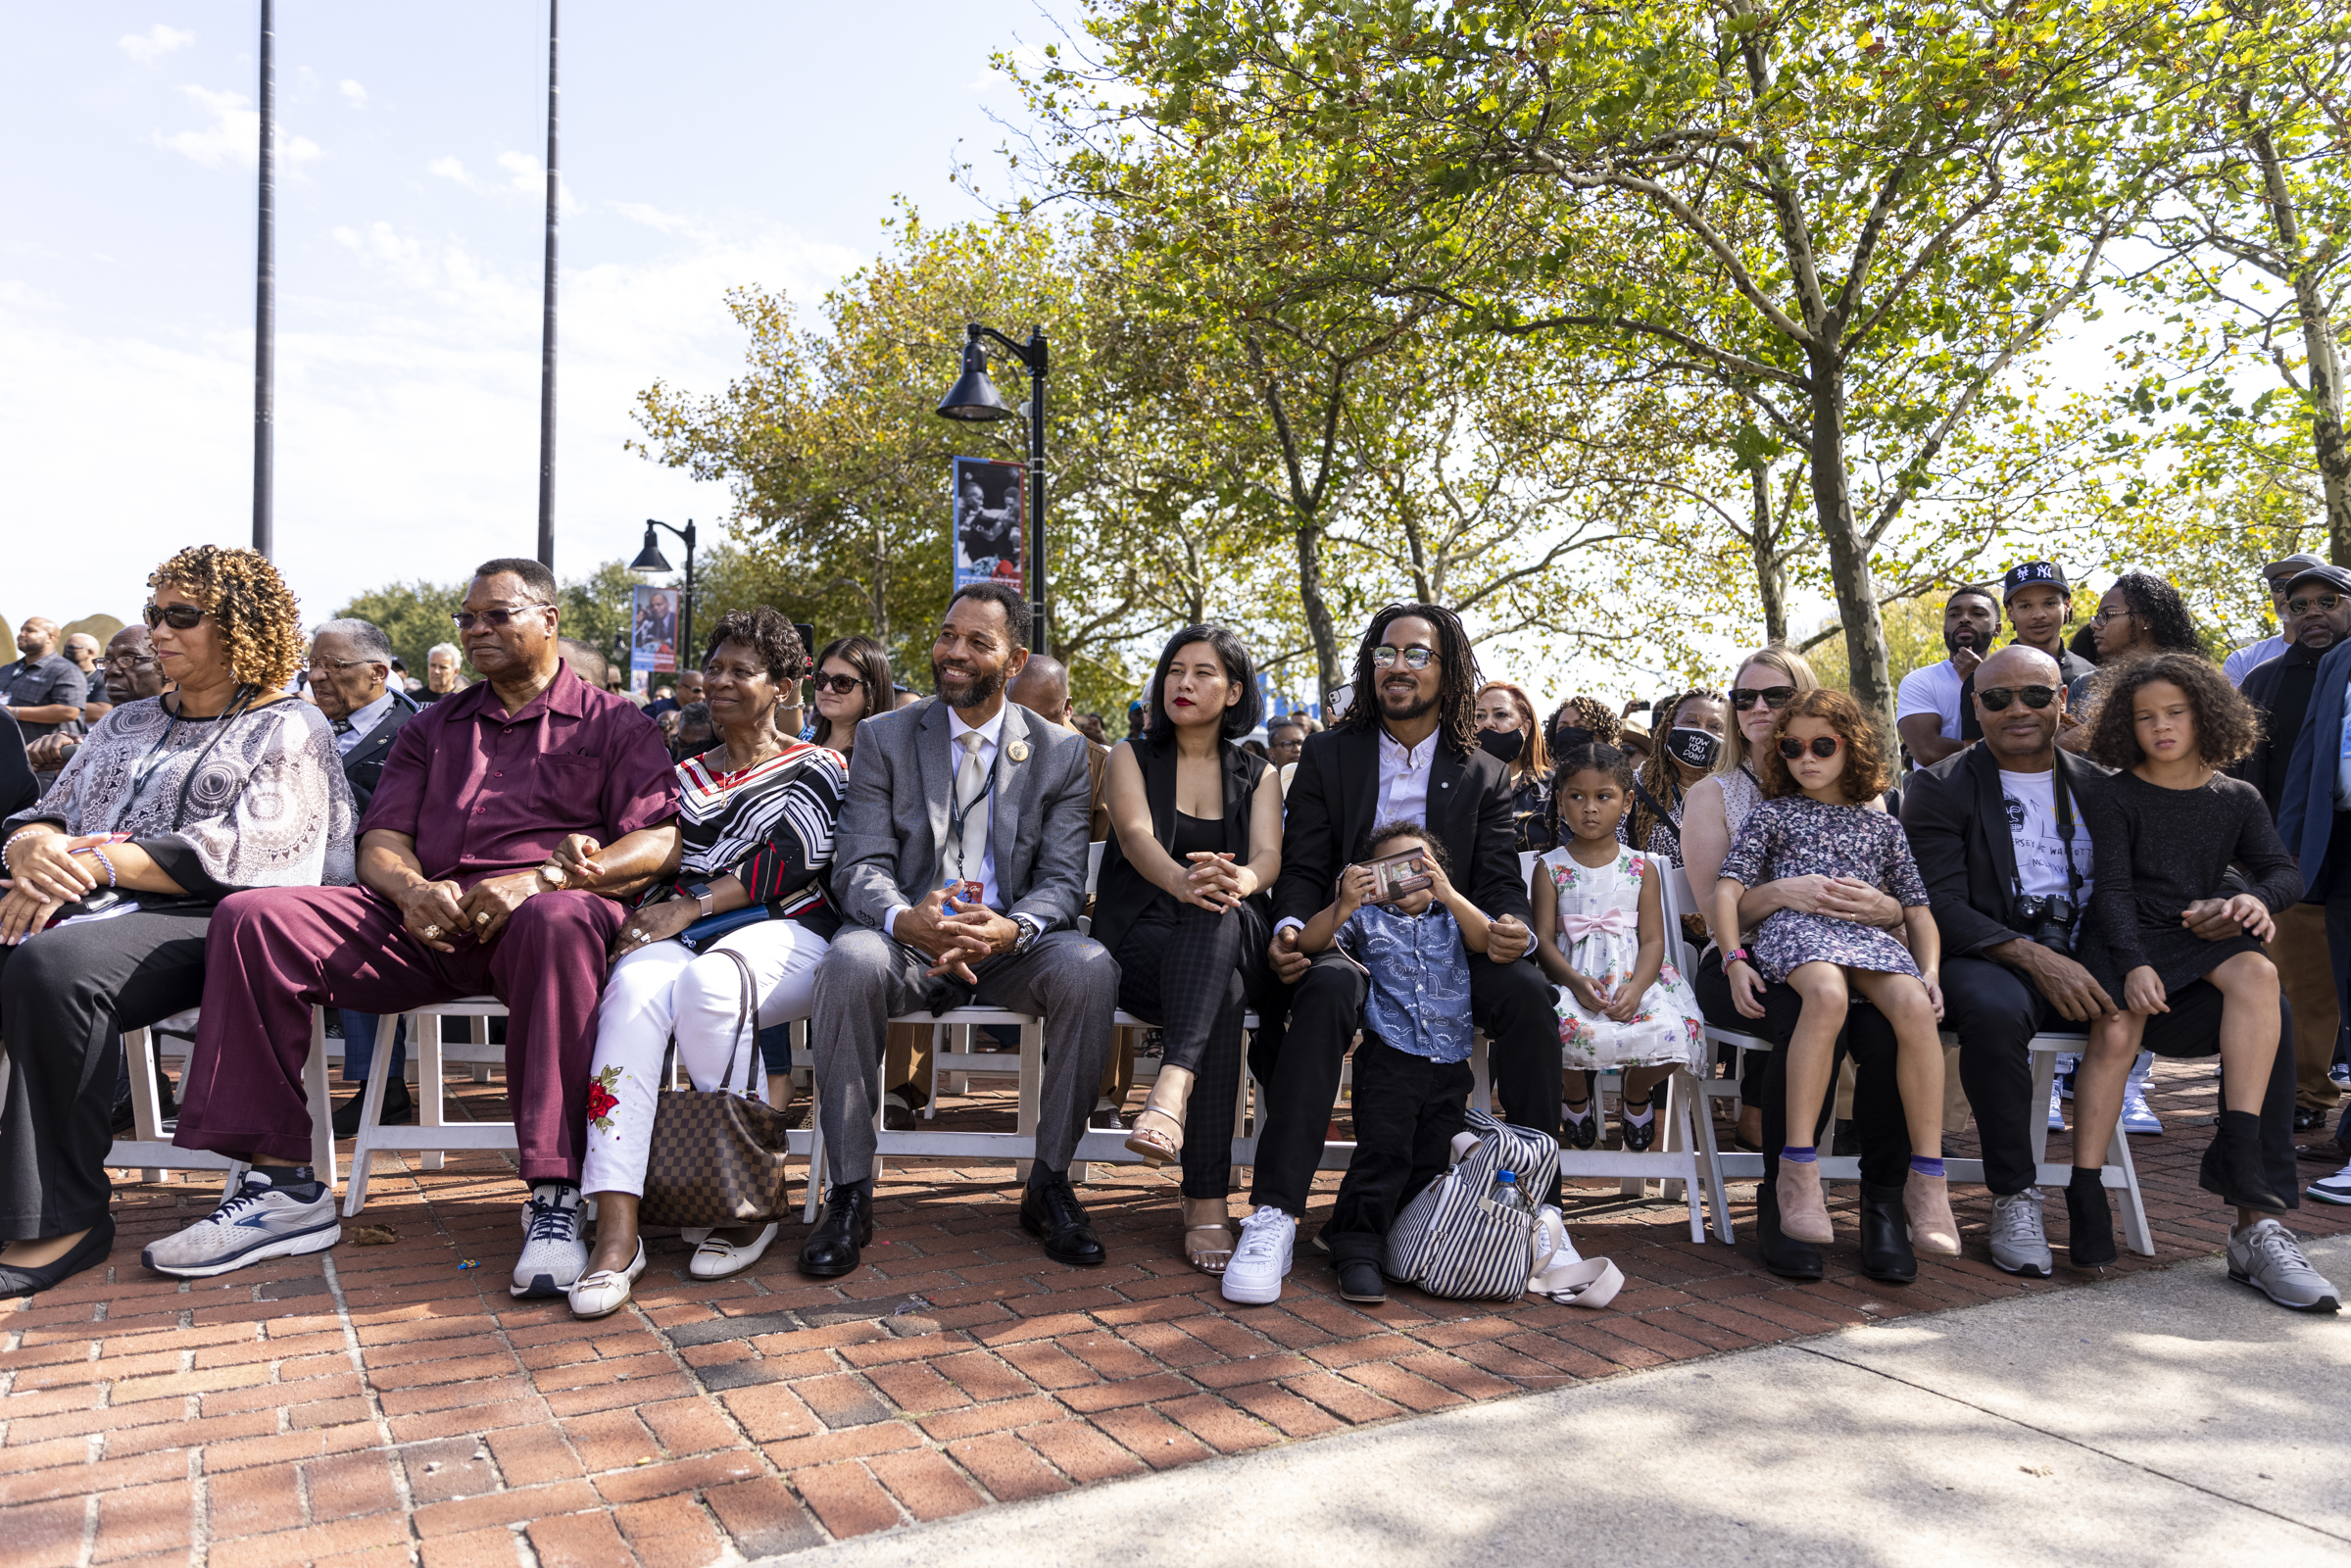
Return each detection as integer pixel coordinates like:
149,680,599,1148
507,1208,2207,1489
120,686,260,831
943,753,997,883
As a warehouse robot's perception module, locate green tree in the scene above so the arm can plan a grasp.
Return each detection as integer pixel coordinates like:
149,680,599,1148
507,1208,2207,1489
332,579,466,679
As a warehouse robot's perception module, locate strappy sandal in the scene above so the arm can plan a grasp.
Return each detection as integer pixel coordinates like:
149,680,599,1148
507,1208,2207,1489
1619,1089,1660,1153
1182,1197,1237,1274
1124,1064,1195,1167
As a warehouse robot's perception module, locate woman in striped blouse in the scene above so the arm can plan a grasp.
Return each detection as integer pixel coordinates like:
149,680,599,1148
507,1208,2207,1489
567,609,848,1317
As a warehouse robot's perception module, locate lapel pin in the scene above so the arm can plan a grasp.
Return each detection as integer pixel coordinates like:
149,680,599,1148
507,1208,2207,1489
1006,740,1029,762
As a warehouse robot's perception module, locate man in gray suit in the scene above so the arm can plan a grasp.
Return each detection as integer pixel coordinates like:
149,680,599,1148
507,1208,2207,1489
800,581,1119,1277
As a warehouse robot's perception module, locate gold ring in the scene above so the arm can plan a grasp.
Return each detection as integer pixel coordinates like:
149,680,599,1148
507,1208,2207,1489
626,929,643,943
422,924,441,939
475,911,491,926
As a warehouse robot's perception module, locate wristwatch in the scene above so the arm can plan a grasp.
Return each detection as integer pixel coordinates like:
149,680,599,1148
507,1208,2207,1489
537,861,567,890
1009,913,1044,956
1725,947,1753,967
682,878,717,918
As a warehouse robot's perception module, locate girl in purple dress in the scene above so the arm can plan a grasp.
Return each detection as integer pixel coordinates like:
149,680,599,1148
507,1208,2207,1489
1711,691,1955,1256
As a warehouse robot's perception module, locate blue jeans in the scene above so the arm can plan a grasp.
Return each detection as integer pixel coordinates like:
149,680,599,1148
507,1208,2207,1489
338,1009,408,1086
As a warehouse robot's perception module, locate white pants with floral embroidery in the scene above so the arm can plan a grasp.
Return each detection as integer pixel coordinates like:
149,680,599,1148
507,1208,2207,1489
581,918,829,1197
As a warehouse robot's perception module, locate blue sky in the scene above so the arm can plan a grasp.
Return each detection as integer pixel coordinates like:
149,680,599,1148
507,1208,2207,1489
0,1,1073,634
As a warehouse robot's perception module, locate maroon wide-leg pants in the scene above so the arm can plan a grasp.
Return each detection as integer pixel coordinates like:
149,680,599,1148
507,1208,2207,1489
174,885,622,1178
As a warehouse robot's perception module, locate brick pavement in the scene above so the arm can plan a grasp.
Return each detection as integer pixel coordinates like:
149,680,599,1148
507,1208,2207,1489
4,1058,2342,1566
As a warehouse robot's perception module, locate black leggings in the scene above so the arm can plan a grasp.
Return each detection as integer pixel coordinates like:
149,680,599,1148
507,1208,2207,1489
1114,898,1265,1199
0,906,214,1239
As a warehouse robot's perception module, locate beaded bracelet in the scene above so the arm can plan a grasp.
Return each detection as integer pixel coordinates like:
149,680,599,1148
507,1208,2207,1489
2,826,44,872
90,847,119,888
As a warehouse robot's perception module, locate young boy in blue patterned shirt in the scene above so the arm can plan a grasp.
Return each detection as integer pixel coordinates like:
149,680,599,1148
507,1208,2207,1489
1298,820,1495,1304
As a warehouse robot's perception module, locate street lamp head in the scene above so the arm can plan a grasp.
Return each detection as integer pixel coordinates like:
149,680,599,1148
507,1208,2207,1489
629,521,674,574
935,326,1014,422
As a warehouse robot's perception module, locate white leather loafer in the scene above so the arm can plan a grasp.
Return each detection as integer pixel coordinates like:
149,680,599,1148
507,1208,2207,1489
688,1222,779,1280
567,1240,647,1319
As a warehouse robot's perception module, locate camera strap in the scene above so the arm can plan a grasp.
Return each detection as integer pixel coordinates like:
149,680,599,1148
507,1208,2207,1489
2050,763,2083,901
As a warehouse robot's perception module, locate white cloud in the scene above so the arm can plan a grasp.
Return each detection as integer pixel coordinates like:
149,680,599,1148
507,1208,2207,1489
609,201,709,241
151,85,322,172
119,24,194,65
339,79,367,109
428,151,578,212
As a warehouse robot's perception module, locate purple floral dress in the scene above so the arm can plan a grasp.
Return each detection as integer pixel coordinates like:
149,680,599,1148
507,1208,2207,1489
1716,797,1930,982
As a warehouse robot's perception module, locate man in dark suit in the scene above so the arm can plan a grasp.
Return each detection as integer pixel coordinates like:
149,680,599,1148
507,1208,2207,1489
308,618,421,1132
2275,579,2351,1183
1232,604,1544,1302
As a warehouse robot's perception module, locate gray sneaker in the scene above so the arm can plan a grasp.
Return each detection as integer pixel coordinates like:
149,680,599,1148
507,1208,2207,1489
1988,1188,2052,1278
513,1184,588,1299
143,1171,339,1278
2228,1218,2341,1313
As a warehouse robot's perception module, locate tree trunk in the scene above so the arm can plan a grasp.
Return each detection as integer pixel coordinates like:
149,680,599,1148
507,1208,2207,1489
1806,359,1896,735
1749,464,1789,646
1296,522,1342,701
2251,129,2351,563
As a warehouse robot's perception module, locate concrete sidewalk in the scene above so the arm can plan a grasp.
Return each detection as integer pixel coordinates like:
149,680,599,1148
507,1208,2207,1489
775,1234,2351,1567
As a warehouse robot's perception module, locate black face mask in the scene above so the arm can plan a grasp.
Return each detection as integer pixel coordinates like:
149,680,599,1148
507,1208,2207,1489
1664,727,1721,771
1477,727,1526,764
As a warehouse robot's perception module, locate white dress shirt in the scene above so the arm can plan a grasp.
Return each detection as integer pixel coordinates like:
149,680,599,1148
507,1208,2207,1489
334,689,399,756
886,704,1005,939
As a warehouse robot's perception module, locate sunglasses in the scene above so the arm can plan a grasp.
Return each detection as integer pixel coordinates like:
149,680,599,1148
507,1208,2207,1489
812,672,865,695
1731,686,1797,711
2288,594,2344,616
142,604,209,630
1778,735,1843,760
1977,685,2058,711
1371,645,1436,670
451,605,552,631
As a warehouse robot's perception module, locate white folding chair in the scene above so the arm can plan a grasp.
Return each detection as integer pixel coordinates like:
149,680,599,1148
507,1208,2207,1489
95,1009,336,1194
343,997,515,1215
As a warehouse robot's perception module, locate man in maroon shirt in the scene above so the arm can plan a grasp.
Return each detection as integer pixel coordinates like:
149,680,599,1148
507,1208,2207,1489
156,560,679,1296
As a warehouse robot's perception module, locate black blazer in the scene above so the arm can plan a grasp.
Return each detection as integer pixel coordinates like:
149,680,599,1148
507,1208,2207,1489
342,696,419,815
1271,724,1530,929
1092,734,1270,960
1899,743,2110,960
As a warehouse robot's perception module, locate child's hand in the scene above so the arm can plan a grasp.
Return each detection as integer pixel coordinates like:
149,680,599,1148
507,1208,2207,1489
2124,965,2168,1015
2217,894,2275,944
1418,852,1456,904
1564,969,1607,1013
1921,969,1945,1022
1728,957,1768,1019
1602,979,1642,1023
1336,863,1378,921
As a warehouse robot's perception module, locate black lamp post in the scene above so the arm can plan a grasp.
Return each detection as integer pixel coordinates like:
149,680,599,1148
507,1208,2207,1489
935,323,1049,656
630,517,696,671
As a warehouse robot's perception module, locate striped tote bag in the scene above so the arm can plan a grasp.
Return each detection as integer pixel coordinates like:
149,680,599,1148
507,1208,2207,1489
1383,1109,1561,1299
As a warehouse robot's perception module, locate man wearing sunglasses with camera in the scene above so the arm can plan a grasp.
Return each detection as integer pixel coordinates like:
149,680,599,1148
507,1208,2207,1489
1903,643,2287,1277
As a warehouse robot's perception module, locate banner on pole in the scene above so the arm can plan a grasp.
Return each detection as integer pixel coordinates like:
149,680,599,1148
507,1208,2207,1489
629,583,679,695
951,456,1026,596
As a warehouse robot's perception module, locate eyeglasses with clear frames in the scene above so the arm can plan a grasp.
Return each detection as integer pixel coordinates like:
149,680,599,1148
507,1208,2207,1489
1371,645,1435,670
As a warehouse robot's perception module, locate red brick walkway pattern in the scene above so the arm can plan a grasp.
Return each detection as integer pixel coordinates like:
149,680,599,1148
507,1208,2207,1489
4,1060,2342,1566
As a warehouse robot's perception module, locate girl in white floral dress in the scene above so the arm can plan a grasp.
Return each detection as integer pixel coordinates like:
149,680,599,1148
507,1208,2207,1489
1531,743,1705,1152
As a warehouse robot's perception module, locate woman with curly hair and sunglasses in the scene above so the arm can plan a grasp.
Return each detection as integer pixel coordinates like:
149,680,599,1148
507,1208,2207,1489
1712,689,1957,1262
0,546,354,1295
2069,654,2335,1307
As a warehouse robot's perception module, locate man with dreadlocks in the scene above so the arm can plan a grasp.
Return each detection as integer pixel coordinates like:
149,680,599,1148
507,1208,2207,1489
1219,604,1552,1306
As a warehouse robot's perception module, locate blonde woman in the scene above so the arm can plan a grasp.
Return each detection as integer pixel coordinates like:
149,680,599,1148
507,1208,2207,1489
1474,680,1553,852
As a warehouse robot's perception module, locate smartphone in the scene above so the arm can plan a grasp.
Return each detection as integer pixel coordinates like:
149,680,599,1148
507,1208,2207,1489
1361,849,1434,905
1324,683,1353,723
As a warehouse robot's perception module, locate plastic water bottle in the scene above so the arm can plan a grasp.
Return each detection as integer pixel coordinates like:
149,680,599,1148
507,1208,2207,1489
1490,1169,1528,1212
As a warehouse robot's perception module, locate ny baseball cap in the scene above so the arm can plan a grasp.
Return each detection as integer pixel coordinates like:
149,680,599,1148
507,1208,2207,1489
2001,561,2068,601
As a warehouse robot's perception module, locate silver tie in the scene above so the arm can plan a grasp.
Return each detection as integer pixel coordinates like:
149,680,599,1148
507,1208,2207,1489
950,729,991,892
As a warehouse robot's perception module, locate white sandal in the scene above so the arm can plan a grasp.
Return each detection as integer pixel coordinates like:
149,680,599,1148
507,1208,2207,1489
568,1239,647,1319
689,1222,780,1280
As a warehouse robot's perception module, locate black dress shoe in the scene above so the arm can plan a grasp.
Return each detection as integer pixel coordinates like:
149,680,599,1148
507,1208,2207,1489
330,1079,414,1138
797,1179,873,1278
1620,1096,1658,1153
1857,1180,1918,1283
1336,1257,1387,1303
2201,1110,2286,1213
0,1215,115,1298
1562,1104,1599,1151
2065,1169,2117,1268
2294,1106,2327,1134
1755,1180,1824,1281
1020,1170,1106,1266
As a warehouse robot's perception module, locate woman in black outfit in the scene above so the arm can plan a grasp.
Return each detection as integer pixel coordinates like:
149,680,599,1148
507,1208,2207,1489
1096,625,1284,1275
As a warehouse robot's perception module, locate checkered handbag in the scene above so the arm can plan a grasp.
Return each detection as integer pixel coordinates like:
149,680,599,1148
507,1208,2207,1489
638,950,797,1228
1382,1109,1561,1299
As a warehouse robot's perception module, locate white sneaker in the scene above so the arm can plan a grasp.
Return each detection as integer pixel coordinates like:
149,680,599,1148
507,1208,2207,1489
142,1171,339,1278
513,1184,588,1298
688,1222,779,1280
568,1240,647,1319
2046,1080,2066,1133
1220,1205,1295,1305
2307,1164,2351,1206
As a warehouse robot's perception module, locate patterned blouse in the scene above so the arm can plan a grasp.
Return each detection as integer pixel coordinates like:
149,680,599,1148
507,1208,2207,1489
650,741,849,937
7,694,354,898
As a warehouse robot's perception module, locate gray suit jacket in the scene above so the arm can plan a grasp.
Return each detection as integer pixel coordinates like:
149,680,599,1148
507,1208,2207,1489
833,696,1093,933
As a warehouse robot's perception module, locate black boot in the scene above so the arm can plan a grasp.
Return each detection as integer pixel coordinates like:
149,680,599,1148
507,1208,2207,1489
2065,1166,2117,1267
1019,1168,1106,1265
1755,1176,1824,1281
331,1079,415,1137
2201,1109,2286,1213
1857,1180,1918,1283
797,1178,873,1278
